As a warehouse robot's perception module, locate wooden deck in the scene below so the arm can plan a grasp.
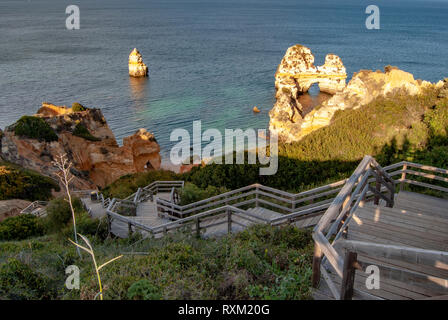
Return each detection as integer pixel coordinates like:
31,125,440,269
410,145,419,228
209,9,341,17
313,191,448,300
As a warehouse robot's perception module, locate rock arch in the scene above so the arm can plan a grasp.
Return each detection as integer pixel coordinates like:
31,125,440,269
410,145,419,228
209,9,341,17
275,45,347,96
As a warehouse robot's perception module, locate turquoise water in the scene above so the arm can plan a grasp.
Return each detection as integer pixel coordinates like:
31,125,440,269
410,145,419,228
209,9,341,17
1,0,447,158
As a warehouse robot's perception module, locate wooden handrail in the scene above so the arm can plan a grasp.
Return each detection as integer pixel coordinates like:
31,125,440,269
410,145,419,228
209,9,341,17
336,240,448,268
312,156,448,300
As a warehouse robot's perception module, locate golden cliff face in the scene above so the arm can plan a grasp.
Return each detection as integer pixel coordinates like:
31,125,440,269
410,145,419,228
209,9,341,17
269,45,347,142
129,48,149,77
269,45,436,143
0,103,161,189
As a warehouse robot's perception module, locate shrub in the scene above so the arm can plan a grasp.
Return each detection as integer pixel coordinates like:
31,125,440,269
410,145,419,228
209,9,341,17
61,212,109,240
43,197,83,233
0,258,55,299
179,183,229,205
13,116,58,142
0,214,44,241
127,279,162,300
0,161,59,201
72,102,87,112
72,123,100,141
425,98,448,142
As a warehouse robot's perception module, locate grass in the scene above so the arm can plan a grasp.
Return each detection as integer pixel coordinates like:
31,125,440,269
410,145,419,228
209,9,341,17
0,225,313,300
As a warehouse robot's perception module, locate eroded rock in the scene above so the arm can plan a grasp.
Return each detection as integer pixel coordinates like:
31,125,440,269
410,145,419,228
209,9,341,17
269,45,347,142
1,103,161,189
129,48,149,77
270,46,436,142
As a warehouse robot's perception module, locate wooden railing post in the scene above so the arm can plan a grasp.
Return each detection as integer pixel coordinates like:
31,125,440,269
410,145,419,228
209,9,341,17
340,251,358,300
195,218,200,238
400,163,407,192
107,214,112,237
374,172,381,205
312,244,323,288
255,186,259,207
227,209,232,234
128,222,133,237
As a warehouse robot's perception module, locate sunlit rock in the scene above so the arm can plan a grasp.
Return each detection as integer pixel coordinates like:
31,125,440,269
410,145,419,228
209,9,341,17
129,48,148,77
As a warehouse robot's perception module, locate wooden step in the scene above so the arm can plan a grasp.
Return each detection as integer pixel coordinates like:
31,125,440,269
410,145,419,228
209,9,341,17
394,191,448,219
350,208,448,251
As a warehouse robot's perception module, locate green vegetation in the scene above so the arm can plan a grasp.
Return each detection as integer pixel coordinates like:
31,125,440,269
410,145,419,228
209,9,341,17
72,102,87,112
72,123,101,141
0,161,59,201
40,197,108,241
0,225,313,300
0,215,44,241
179,183,229,205
101,170,181,199
0,258,56,299
13,116,58,142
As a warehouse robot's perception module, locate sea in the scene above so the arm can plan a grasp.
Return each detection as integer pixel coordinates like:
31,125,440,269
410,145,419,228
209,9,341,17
1,0,447,160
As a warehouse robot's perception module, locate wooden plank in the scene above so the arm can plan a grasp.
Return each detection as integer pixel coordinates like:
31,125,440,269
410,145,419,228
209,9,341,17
349,219,448,251
359,205,448,231
328,269,412,300
354,208,448,242
357,254,448,294
353,269,429,299
356,260,448,296
398,191,448,206
355,208,448,239
356,208,448,238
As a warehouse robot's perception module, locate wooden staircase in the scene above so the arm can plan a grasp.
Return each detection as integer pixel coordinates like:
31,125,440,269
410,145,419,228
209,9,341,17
311,156,448,300
313,192,448,300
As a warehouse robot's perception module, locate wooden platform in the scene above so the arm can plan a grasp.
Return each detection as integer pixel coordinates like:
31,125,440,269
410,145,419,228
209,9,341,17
314,191,448,300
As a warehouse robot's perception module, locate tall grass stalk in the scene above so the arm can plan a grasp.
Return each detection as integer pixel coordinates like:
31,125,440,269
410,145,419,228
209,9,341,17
69,233,123,300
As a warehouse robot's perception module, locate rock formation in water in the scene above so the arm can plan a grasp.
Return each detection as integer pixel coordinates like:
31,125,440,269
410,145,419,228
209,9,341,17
269,45,437,142
0,103,161,189
269,45,347,142
129,48,149,77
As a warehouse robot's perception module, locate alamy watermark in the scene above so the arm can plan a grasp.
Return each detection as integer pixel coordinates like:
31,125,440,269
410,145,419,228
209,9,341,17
170,121,278,175
365,264,380,290
66,5,80,30
365,5,380,30
65,265,80,290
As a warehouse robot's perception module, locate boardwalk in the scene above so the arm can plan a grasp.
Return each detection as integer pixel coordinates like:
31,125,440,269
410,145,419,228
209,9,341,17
314,191,448,300
311,156,448,300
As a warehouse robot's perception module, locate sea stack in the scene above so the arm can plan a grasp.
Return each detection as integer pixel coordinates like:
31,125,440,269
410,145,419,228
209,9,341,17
129,48,148,77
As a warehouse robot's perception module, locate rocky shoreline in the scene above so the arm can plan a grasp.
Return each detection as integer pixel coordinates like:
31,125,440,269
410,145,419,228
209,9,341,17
269,44,444,143
0,103,161,190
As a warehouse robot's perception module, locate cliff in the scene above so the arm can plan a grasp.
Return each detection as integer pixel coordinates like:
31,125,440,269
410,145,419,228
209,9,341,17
0,103,161,189
269,45,438,142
